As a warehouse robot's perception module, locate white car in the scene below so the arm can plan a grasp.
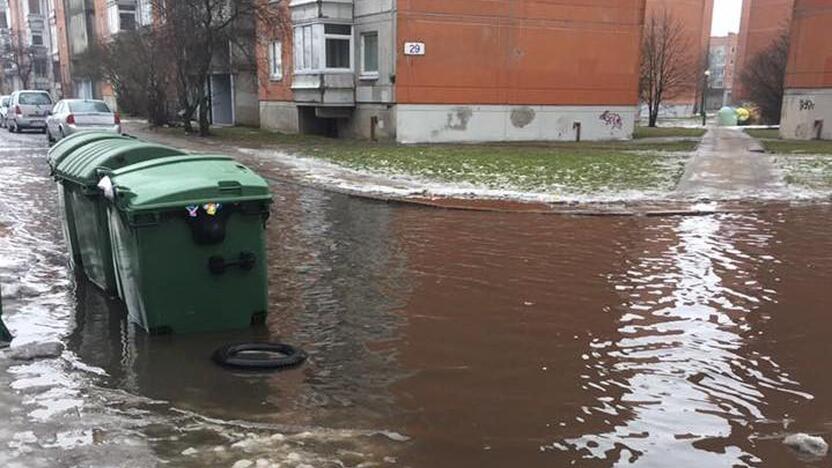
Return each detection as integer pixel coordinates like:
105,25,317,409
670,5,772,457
7,90,53,133
46,99,122,144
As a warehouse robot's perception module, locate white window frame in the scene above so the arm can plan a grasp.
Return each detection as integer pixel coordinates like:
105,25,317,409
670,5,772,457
360,31,379,79
269,40,283,81
293,22,353,75
107,0,137,33
137,0,152,26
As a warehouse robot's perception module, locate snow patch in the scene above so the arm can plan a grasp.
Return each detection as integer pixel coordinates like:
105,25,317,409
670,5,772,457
784,433,829,457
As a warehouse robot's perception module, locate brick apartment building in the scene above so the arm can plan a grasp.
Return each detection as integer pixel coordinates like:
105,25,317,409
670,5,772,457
258,0,647,143
780,0,832,140
643,0,714,117
0,0,62,96
1,0,257,125
706,33,738,110
733,0,794,102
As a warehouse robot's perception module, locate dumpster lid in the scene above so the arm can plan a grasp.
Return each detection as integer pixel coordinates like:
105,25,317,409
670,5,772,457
108,155,271,212
54,139,186,187
47,131,133,170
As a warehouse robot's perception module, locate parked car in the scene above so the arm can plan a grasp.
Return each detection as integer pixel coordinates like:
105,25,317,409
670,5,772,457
7,90,53,133
46,99,121,144
0,95,10,128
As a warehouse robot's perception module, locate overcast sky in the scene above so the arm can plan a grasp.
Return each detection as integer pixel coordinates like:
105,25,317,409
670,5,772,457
711,0,743,36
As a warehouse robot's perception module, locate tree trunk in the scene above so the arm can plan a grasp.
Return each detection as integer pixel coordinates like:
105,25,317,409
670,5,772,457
198,95,210,137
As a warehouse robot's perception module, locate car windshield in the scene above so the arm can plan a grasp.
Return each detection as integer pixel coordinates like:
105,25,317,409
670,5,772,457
1,97,8,107
69,101,111,113
19,93,52,105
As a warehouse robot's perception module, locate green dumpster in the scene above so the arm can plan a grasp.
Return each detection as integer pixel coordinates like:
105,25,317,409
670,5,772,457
48,131,134,270
103,155,272,334
53,139,187,295
0,286,12,348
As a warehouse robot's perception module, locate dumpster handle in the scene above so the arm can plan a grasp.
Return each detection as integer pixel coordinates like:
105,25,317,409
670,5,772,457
208,252,256,275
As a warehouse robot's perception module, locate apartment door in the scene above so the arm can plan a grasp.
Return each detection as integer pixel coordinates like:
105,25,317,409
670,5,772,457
210,74,233,125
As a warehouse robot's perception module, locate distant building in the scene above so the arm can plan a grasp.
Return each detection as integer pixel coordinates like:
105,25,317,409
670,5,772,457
258,0,646,142
643,0,715,117
780,0,832,140
0,0,61,96
733,0,794,102
706,33,738,110
56,1,257,125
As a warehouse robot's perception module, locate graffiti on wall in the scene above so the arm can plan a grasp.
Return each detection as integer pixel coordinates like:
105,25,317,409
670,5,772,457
799,99,816,111
599,111,623,130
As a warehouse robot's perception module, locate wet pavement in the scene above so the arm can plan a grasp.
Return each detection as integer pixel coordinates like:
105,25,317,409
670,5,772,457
1,129,832,467
676,128,786,199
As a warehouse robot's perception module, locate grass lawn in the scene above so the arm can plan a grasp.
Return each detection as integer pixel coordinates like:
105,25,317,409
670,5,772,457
743,128,832,155
633,126,707,139
743,128,780,140
741,128,832,191
156,125,698,195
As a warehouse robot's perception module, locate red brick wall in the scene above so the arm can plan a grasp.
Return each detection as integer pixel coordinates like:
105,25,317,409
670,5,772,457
645,0,715,107
734,0,795,100
52,0,73,97
395,0,646,106
785,0,832,89
256,3,292,102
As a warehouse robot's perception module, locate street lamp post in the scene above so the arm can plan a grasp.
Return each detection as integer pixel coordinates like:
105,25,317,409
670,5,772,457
701,70,711,127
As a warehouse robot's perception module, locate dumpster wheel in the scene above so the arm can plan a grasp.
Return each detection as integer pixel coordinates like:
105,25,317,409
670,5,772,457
212,342,307,370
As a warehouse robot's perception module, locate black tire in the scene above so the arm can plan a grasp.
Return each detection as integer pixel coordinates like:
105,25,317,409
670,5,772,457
212,342,307,370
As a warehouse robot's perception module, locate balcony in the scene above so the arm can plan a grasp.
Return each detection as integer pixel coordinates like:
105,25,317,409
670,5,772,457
292,73,355,106
290,0,353,23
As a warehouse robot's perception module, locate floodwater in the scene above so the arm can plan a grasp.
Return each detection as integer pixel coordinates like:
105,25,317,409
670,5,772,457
1,130,832,467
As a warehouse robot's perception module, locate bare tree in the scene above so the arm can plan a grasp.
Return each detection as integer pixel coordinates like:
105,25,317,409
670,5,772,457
78,30,175,126
151,0,285,136
640,9,695,127
738,31,790,124
1,29,36,89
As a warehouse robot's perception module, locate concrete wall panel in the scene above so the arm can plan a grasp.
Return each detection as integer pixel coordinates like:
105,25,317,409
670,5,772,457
260,101,300,133
781,89,832,140
397,104,636,143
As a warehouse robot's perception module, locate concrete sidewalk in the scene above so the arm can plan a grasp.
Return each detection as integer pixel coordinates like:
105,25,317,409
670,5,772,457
675,127,785,199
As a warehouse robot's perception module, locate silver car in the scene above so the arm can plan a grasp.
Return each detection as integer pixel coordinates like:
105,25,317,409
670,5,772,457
46,99,122,144
0,96,10,128
7,90,53,133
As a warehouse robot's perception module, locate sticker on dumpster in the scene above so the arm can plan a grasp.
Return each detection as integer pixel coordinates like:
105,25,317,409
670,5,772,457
203,203,222,216
186,205,199,217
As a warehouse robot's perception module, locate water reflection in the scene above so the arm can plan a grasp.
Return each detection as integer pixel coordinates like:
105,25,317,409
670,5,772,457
558,214,811,466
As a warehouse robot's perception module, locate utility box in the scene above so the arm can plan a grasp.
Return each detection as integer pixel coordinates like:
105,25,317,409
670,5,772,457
102,155,272,334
